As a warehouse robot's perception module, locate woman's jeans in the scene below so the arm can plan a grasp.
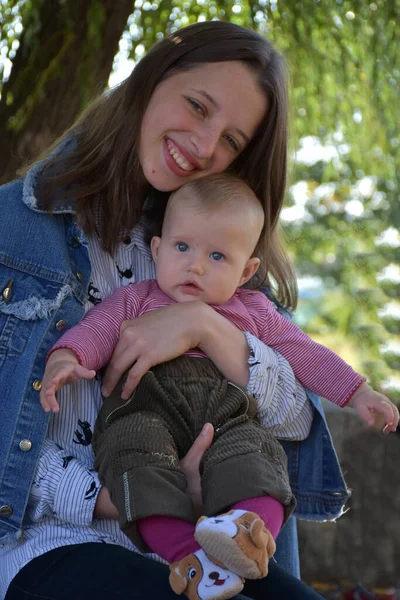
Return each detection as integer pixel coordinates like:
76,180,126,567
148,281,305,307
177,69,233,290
274,515,301,579
5,543,322,600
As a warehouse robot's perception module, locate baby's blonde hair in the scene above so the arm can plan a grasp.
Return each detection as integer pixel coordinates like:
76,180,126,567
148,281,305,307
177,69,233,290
165,173,265,259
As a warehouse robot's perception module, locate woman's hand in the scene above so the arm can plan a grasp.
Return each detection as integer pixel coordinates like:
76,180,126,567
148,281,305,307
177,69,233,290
93,423,214,521
101,301,251,399
101,302,204,398
94,486,119,519
180,423,214,518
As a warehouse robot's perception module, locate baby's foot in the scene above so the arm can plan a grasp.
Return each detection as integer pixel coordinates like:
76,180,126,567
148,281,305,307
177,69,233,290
169,548,244,600
195,509,276,579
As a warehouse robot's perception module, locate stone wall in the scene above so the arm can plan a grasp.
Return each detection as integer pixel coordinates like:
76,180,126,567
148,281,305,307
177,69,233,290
298,403,400,588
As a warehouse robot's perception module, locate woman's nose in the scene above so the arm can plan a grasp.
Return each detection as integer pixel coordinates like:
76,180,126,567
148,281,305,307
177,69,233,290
190,126,220,159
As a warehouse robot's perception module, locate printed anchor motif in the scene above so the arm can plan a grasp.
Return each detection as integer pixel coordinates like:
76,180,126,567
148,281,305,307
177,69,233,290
73,420,93,446
84,479,98,501
88,282,102,306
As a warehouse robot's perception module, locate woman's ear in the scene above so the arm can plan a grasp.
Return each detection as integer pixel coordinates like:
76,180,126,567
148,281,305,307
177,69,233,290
150,236,161,262
238,257,260,287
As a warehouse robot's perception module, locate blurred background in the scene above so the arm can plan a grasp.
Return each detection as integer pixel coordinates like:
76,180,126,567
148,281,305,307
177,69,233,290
1,1,399,596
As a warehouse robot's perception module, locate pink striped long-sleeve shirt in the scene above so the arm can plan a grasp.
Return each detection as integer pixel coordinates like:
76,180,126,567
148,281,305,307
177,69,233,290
52,279,364,407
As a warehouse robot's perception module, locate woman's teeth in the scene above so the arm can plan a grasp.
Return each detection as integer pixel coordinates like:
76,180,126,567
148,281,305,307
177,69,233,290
167,140,195,172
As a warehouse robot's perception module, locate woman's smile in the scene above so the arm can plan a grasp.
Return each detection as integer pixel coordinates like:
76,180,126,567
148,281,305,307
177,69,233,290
166,139,196,172
139,61,267,192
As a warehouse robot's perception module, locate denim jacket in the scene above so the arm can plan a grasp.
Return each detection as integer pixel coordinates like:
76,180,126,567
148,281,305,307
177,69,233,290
0,157,350,542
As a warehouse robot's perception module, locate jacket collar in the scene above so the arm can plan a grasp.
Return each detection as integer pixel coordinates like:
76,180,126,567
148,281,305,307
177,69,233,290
23,136,78,215
22,136,153,260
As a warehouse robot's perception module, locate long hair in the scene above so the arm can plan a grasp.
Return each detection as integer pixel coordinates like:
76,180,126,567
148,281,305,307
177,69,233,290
36,21,297,309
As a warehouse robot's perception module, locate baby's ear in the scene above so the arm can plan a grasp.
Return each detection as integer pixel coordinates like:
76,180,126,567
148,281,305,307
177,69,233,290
150,236,161,262
239,257,260,287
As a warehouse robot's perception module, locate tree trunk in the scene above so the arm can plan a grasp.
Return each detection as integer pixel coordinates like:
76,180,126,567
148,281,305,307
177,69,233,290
0,0,134,184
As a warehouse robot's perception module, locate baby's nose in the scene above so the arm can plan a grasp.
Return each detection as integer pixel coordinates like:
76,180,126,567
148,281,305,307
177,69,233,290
189,261,204,275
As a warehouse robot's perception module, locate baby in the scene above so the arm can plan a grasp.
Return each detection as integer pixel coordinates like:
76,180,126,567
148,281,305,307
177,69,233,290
41,173,399,600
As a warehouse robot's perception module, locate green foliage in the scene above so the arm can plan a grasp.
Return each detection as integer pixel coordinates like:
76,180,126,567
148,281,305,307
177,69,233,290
1,0,399,399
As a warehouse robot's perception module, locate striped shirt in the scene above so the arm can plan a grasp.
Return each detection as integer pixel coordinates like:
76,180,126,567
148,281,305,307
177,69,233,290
0,223,315,597
54,278,364,407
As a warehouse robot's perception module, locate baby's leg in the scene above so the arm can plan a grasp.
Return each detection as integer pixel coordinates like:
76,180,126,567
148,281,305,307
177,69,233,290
230,495,284,539
138,516,244,600
138,515,199,564
195,497,282,580
197,420,293,580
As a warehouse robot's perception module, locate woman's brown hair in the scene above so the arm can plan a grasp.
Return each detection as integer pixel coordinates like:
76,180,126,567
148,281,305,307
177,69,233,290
36,21,297,309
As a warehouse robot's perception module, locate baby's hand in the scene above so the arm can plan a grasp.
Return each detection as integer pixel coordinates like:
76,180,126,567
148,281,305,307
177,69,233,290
41,349,96,414
348,382,399,434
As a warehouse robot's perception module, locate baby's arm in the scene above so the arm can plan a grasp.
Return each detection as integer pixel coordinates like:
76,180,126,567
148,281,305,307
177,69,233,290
41,285,140,412
257,296,399,433
40,348,96,413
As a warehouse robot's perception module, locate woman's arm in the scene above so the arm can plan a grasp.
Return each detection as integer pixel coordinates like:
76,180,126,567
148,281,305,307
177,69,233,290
28,439,102,526
30,424,214,523
101,301,251,398
245,333,314,441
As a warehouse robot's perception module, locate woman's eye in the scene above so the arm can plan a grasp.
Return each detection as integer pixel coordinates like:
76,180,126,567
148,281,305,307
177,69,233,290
187,98,206,117
224,135,239,152
176,242,189,252
210,252,224,261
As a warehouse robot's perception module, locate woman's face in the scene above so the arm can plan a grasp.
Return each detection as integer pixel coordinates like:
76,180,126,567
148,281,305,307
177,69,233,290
139,61,267,191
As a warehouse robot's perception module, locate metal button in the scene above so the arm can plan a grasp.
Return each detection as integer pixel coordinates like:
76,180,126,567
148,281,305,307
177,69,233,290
71,236,81,248
56,319,66,331
32,379,42,391
19,439,32,452
2,280,13,302
0,505,13,517
76,272,83,281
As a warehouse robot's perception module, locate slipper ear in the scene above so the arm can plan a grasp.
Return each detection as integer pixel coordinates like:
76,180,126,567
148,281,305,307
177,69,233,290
169,565,187,595
249,519,266,548
267,533,276,557
196,515,208,526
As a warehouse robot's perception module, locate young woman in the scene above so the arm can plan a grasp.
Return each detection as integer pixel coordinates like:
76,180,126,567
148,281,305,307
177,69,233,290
0,20,341,599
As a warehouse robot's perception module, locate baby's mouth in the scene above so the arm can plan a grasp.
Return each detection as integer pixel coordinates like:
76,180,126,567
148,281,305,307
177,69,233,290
181,281,201,290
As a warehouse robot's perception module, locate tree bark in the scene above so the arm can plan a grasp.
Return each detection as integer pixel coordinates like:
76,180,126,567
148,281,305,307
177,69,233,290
0,0,134,184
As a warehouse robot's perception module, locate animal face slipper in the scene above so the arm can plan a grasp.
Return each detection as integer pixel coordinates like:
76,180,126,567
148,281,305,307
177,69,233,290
169,549,244,600
195,509,276,579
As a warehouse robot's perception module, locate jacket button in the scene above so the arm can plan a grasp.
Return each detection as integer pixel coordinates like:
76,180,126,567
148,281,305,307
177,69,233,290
76,272,83,281
0,505,13,517
19,439,32,452
2,280,13,302
32,379,42,391
56,320,66,331
71,236,81,248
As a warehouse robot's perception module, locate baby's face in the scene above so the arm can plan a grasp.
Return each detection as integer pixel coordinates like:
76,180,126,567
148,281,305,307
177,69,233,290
151,200,259,305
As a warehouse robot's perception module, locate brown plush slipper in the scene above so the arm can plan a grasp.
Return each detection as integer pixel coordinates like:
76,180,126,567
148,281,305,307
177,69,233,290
195,509,276,579
169,548,244,600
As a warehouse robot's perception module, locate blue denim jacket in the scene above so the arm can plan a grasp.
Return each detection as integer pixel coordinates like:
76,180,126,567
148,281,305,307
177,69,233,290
0,158,350,543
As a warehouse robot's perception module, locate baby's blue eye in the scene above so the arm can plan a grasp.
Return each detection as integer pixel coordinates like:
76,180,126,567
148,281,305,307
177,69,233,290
211,252,224,261
176,242,189,252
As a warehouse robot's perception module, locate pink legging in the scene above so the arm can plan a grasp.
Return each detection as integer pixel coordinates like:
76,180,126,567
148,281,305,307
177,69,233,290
137,496,284,564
